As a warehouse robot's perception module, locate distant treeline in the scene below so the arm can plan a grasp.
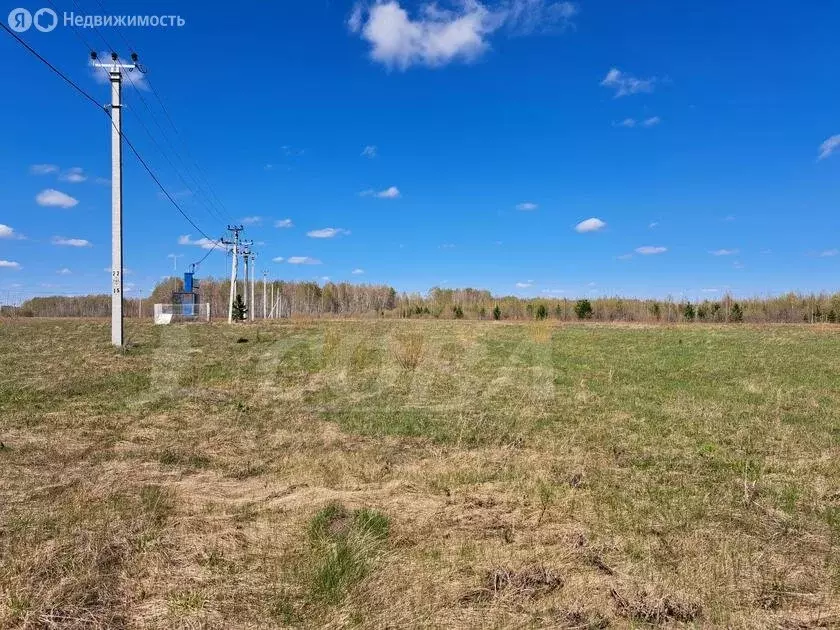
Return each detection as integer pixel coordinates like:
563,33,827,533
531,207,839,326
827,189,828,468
9,278,840,324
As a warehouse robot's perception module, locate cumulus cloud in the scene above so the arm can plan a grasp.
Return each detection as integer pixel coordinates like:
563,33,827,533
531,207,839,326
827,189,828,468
600,68,656,97
241,216,262,225
0,224,23,239
275,218,294,228
361,186,401,198
352,268,365,275
616,118,636,128
287,256,322,265
36,189,78,208
348,0,578,70
59,167,87,183
635,245,667,255
307,227,350,239
178,235,218,250
819,249,839,257
52,236,91,247
818,135,840,160
516,201,538,211
575,217,606,233
272,256,285,263
710,248,739,256
30,163,59,175
642,116,661,127
0,260,21,269
515,281,533,288
361,145,378,158
57,268,72,275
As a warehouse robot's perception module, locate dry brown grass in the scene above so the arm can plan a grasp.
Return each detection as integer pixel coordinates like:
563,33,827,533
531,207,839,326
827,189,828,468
1,318,840,628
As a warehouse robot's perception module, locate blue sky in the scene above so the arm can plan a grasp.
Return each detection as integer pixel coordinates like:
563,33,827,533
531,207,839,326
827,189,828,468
1,0,838,302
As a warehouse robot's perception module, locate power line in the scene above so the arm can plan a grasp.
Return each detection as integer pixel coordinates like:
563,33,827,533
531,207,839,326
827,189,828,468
53,6,231,228
87,0,235,224
0,22,219,242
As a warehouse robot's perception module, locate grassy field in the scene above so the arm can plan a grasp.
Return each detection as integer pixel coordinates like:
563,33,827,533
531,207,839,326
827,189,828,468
1,318,839,629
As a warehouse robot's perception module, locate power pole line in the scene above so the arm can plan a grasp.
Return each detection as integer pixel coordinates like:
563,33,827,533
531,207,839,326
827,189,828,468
92,51,136,347
167,253,182,271
222,225,243,323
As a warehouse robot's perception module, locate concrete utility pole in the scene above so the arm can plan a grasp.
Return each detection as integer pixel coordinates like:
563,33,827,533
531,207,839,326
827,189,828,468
262,271,268,320
168,254,182,271
92,51,137,347
241,244,252,319
250,254,256,321
222,225,243,323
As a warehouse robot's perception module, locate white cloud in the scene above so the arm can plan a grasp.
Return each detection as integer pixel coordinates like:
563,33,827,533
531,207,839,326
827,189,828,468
57,268,72,275
702,288,719,293
349,1,577,70
361,186,401,198
30,163,58,175
275,218,294,228
361,145,378,158
515,281,533,288
241,216,262,225
352,268,365,275
635,245,667,255
272,256,285,263
648,221,659,228
0,224,22,239
516,201,538,211
52,236,91,247
506,0,577,35
36,189,78,208
600,68,656,97
287,256,322,265
541,288,564,294
178,235,218,250
307,227,350,239
616,118,636,128
59,167,87,183
819,249,839,257
348,2,365,31
0,260,21,269
818,135,840,161
94,176,111,186
350,1,500,70
642,116,661,127
710,248,739,256
575,217,606,233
